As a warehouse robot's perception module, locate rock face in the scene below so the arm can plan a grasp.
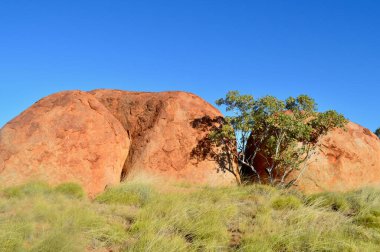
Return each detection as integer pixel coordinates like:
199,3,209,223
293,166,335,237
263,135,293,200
292,122,380,193
0,89,236,196
248,122,380,193
90,89,236,186
2,89,379,195
0,91,130,197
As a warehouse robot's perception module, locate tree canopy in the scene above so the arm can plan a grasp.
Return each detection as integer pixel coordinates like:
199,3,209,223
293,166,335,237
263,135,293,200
375,128,380,138
206,91,347,187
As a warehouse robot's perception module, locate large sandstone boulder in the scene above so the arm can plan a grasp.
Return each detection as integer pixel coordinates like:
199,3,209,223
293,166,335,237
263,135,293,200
90,89,237,186
248,122,380,193
0,91,130,197
292,122,380,193
0,89,237,196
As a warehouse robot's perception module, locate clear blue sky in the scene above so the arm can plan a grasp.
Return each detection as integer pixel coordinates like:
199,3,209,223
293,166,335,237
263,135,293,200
0,0,379,130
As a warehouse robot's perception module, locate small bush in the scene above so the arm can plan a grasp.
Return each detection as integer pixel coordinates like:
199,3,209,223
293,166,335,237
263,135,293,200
54,183,85,199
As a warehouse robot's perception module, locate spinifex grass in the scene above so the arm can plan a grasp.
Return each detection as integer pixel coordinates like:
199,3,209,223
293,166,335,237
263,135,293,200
1,179,380,251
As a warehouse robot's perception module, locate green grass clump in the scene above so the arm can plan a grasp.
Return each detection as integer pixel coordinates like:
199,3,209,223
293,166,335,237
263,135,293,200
307,191,350,212
54,182,85,199
2,179,380,251
271,194,302,210
127,187,237,251
354,214,380,229
2,181,52,198
95,182,154,206
0,182,128,252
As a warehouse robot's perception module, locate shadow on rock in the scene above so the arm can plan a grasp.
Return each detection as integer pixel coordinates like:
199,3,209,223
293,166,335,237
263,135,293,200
190,116,241,183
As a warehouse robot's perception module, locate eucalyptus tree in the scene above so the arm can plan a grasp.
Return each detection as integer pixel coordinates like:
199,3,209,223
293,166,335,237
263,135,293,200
208,91,347,187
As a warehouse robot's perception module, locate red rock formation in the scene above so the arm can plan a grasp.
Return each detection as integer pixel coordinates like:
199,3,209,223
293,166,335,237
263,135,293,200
90,89,237,186
247,122,380,193
4,89,378,195
292,122,380,193
0,89,237,196
0,91,130,197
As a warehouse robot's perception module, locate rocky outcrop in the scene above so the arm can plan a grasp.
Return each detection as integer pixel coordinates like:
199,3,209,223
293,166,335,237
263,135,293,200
0,91,130,197
2,88,379,195
292,122,380,193
90,89,236,186
247,122,380,193
0,89,237,196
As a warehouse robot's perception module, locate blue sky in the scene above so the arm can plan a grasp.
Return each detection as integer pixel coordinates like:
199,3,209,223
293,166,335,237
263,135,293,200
0,0,379,130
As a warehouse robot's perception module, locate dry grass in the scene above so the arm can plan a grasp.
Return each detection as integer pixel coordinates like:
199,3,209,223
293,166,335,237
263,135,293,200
1,178,380,251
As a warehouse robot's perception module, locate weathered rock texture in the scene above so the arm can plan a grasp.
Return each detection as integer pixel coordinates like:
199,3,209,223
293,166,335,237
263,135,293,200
292,122,380,193
0,91,130,197
248,122,380,193
90,89,236,186
6,88,377,195
0,89,236,196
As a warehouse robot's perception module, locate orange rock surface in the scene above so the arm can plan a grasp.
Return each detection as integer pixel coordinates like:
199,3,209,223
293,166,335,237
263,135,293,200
247,121,380,192
4,88,376,196
90,89,236,186
0,91,130,197
292,122,380,193
0,90,236,196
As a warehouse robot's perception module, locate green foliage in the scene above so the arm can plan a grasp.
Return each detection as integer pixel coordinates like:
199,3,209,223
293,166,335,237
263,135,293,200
354,214,380,229
2,182,85,200
95,182,154,206
54,183,85,199
307,192,350,212
2,181,52,198
211,91,347,186
375,128,380,138
2,180,380,251
271,194,302,210
307,188,380,216
128,188,237,251
0,182,127,252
